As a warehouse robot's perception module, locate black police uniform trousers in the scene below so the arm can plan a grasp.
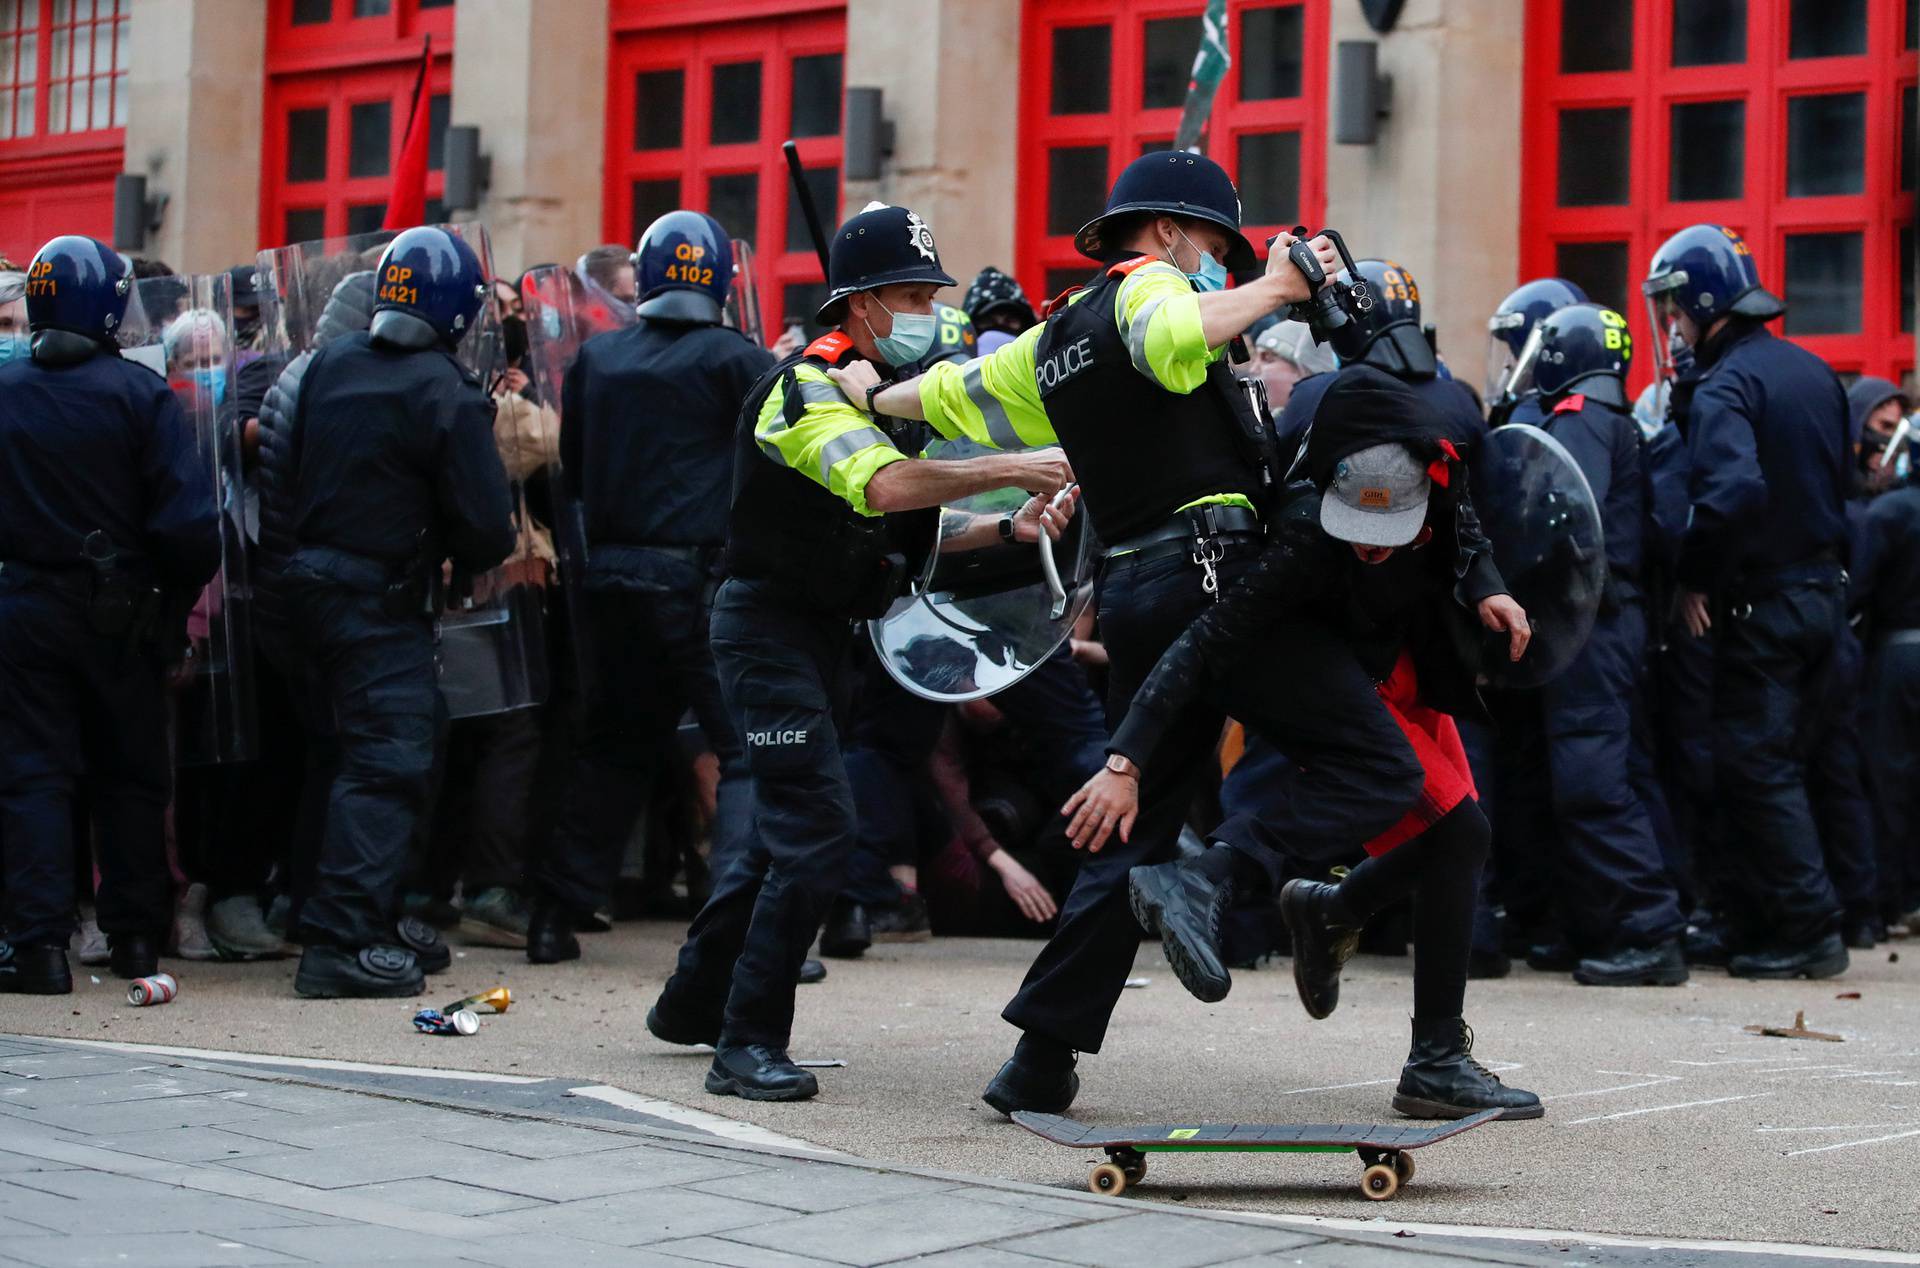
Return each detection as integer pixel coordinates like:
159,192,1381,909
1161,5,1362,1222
1805,625,1880,926
287,566,442,950
1711,565,1847,947
1866,634,1920,920
656,579,857,1049
0,573,173,947
538,581,748,917
1001,543,1426,1054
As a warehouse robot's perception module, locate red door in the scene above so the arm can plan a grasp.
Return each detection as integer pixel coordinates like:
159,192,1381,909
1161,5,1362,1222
1018,0,1328,305
1521,0,1917,388
0,0,129,263
607,0,846,335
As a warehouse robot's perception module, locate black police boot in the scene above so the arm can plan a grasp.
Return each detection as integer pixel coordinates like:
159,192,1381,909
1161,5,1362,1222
293,944,425,999
107,933,160,981
819,900,870,959
1843,915,1883,951
1467,948,1512,980
705,1043,818,1102
1129,860,1234,1003
1278,880,1360,1020
646,997,719,1048
1683,920,1731,968
981,1033,1080,1117
1524,941,1576,973
526,900,581,965
1391,1018,1543,1121
0,942,72,995
1729,932,1849,980
870,891,932,943
394,916,450,974
797,958,827,984
1573,938,1689,987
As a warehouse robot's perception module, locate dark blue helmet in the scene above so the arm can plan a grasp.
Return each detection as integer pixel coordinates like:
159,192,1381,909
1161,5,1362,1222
818,203,957,325
1643,223,1784,330
372,226,487,345
25,235,133,344
633,210,734,305
1075,151,1255,271
1531,302,1633,408
1339,258,1435,378
1487,278,1587,355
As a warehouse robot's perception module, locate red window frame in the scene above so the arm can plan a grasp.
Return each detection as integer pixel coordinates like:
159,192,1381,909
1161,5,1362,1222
607,0,845,334
259,0,453,247
1018,0,1328,305
1521,0,1917,387
0,1,127,261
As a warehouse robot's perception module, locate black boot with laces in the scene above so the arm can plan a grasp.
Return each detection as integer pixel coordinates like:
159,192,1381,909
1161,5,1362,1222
1391,1017,1543,1121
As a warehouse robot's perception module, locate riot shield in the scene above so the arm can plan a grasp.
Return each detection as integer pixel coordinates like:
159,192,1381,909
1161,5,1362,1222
725,238,766,347
1468,423,1607,690
120,273,258,764
868,434,1093,703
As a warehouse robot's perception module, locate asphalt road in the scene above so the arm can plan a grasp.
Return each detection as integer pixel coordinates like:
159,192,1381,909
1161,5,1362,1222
8,922,1916,1255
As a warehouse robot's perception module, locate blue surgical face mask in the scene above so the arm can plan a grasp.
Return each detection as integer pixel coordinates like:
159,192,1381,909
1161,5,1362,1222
1171,227,1228,293
0,335,26,368
867,297,938,367
190,367,227,407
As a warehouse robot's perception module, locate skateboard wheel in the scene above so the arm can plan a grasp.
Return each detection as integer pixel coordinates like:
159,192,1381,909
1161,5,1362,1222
1088,1163,1128,1196
1360,1163,1399,1201
1392,1152,1414,1184
1123,1158,1147,1184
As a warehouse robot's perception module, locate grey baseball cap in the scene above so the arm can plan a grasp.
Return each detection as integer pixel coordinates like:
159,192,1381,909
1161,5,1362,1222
1320,442,1431,547
1255,319,1337,377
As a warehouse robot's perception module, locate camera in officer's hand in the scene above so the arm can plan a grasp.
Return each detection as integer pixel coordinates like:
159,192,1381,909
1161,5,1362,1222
1279,227,1373,364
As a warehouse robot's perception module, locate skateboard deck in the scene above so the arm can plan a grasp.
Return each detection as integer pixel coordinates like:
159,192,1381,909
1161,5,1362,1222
1011,1108,1502,1200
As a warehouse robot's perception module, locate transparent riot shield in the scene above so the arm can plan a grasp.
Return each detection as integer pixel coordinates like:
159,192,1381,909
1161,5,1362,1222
724,238,766,347
1468,423,1607,690
869,434,1093,703
120,273,258,764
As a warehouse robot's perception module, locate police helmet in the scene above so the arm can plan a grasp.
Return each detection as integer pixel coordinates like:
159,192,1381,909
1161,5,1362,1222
1643,223,1784,331
1341,259,1435,378
632,210,734,323
371,226,487,347
818,203,957,325
1485,277,1586,400
1531,302,1633,409
962,266,1036,332
25,235,133,345
1075,151,1255,271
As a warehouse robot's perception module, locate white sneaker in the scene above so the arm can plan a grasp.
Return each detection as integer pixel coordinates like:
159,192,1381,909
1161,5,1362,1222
73,913,109,966
172,882,218,961
208,894,289,960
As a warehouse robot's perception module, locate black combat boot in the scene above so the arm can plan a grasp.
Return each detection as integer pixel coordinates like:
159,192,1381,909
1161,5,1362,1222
646,996,720,1047
293,944,425,999
1128,859,1234,1002
0,942,73,995
819,900,871,959
1729,932,1849,980
1573,938,1689,987
796,958,827,984
706,1043,818,1102
394,916,450,973
1682,919,1730,968
1278,879,1361,1019
981,1033,1080,1117
107,933,160,980
1391,1017,1543,1121
526,899,581,964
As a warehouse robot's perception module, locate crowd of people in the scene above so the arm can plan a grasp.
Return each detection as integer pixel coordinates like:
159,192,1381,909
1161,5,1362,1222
0,146,1915,1120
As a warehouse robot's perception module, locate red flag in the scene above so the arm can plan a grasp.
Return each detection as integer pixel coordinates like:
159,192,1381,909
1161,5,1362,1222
382,37,433,231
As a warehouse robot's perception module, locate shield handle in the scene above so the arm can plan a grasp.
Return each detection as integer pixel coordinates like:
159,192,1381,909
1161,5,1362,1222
1038,485,1078,619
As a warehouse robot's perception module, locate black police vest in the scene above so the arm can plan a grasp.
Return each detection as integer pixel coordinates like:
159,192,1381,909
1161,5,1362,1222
725,337,938,619
1033,261,1269,542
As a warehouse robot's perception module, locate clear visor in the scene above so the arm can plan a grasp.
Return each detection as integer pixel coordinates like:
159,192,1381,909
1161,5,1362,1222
1484,336,1516,404
1644,291,1685,387
725,238,764,346
1496,323,1546,404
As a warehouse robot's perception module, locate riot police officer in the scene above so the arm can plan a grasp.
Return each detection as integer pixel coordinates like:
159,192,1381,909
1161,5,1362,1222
277,226,515,998
527,212,775,965
0,236,220,994
1645,223,1851,979
1483,277,1587,427
868,153,1344,1113
1488,303,1689,985
646,203,1072,1101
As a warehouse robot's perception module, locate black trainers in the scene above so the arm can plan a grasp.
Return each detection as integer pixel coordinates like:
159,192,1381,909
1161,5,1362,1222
705,1043,819,1101
1524,941,1575,973
797,958,827,984
1729,933,1849,980
1573,938,1689,987
871,892,932,943
526,900,582,965
981,1048,1080,1117
646,998,719,1047
0,942,72,995
1128,860,1234,1003
1391,1017,1543,1121
395,917,450,974
293,944,425,998
819,900,871,959
1279,880,1360,1020
107,933,160,981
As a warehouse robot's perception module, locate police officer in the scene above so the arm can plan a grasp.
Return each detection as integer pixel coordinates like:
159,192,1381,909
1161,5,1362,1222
645,203,1073,1101
1274,259,1486,458
1483,277,1587,427
1856,420,1920,934
1646,223,1851,980
868,152,1343,1113
276,227,516,998
1487,303,1689,985
526,211,775,965
0,236,220,994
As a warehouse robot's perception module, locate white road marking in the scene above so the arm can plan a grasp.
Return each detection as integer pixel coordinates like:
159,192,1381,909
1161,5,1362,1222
564,1084,838,1155
1547,1076,1683,1102
1757,1121,1920,1133
1276,1062,1520,1097
34,1038,545,1084
1755,1063,1863,1075
1787,1126,1920,1158
1670,1057,1806,1066
1566,1093,1771,1126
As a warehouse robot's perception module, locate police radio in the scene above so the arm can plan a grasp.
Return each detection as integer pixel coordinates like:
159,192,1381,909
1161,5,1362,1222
1277,227,1373,363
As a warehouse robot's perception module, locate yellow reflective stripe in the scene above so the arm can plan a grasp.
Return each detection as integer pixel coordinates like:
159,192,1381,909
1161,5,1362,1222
962,358,1024,450
755,367,905,515
920,327,1056,449
1124,295,1168,379
817,424,894,486
1114,263,1212,393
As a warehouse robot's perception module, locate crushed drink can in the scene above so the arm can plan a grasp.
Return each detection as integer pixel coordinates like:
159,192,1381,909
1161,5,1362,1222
442,986,511,1015
127,974,177,1006
413,1007,479,1036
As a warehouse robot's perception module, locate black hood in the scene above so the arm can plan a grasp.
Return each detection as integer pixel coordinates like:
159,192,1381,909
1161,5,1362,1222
1304,364,1452,493
1846,375,1906,449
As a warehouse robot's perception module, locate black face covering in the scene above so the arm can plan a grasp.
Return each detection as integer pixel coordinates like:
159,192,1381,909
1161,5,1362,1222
501,314,529,365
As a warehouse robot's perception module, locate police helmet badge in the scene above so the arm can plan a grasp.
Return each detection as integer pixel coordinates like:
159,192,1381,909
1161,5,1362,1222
906,210,938,264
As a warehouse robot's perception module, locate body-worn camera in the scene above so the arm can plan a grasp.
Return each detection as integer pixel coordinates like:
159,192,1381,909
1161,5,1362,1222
1279,227,1374,363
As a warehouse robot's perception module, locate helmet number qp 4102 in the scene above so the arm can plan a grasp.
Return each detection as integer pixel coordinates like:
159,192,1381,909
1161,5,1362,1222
663,264,715,285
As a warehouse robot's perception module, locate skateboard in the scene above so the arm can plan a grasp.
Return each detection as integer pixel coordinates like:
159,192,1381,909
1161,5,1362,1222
1011,1108,1502,1201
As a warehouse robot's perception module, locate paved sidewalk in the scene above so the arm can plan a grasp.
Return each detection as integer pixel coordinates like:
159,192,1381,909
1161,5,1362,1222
0,1033,1551,1268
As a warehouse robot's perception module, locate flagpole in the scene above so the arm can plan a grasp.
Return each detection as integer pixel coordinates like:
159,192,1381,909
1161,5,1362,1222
1174,0,1229,154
